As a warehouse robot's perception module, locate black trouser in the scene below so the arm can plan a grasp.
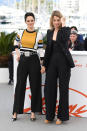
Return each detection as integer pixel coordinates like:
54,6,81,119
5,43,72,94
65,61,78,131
8,54,13,81
13,54,42,114
44,53,71,121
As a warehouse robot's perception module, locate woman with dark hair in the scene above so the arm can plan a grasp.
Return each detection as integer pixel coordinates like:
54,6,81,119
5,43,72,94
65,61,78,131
12,12,43,121
41,10,75,125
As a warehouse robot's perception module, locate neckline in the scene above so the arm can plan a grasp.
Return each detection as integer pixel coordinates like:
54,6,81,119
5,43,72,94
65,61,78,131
26,29,36,33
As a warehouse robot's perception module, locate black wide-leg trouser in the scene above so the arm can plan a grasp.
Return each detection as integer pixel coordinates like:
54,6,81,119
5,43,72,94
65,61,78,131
44,53,71,121
13,54,42,114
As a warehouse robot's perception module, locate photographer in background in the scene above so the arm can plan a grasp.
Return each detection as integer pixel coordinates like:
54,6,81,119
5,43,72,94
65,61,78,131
68,30,84,51
8,50,14,85
70,26,84,43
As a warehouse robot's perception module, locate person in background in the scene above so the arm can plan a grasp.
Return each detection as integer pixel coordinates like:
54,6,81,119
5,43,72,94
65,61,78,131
70,26,84,43
8,53,13,85
12,12,43,121
41,10,75,125
84,37,87,51
8,33,16,85
68,30,84,51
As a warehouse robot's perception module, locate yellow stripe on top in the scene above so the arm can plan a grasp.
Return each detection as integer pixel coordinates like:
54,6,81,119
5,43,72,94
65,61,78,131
21,30,37,49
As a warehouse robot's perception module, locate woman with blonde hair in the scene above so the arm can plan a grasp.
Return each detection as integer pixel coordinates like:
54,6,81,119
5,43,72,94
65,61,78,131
41,10,75,124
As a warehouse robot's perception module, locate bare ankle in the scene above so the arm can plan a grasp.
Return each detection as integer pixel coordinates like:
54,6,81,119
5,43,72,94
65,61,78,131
31,112,35,115
13,112,17,117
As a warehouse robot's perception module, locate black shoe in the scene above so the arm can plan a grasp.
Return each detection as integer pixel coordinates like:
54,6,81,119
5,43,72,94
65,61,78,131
30,117,36,121
12,117,17,121
12,113,17,121
8,80,13,85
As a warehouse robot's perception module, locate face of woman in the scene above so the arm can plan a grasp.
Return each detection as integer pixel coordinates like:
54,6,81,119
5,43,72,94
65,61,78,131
25,16,35,29
53,16,61,29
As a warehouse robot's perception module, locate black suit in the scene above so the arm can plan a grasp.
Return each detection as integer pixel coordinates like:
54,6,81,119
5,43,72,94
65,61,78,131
43,27,75,69
43,27,75,121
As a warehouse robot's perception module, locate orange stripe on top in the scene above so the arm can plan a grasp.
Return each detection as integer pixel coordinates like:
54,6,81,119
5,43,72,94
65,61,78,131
21,30,37,48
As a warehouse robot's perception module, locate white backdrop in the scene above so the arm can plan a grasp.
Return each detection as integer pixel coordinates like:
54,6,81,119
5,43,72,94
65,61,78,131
14,51,87,117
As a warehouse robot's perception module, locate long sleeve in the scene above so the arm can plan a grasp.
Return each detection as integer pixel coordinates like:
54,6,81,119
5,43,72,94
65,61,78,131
14,31,21,49
43,30,52,68
57,27,70,49
60,27,70,42
37,31,45,58
57,27,75,68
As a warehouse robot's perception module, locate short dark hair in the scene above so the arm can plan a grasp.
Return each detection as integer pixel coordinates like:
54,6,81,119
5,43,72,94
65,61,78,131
24,12,35,21
70,26,78,31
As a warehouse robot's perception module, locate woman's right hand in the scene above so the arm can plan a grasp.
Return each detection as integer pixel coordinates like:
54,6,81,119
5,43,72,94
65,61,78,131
41,66,46,74
15,48,20,61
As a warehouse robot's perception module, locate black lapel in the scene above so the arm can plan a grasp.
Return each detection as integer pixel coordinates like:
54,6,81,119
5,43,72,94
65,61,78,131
49,29,54,41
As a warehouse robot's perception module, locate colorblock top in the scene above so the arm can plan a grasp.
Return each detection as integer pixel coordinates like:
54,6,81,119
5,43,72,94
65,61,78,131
14,29,43,52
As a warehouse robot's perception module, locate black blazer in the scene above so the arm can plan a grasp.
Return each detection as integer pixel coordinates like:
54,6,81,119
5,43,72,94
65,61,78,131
43,27,75,69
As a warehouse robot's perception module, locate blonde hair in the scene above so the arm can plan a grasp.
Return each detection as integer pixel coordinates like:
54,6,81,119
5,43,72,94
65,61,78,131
50,10,63,29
